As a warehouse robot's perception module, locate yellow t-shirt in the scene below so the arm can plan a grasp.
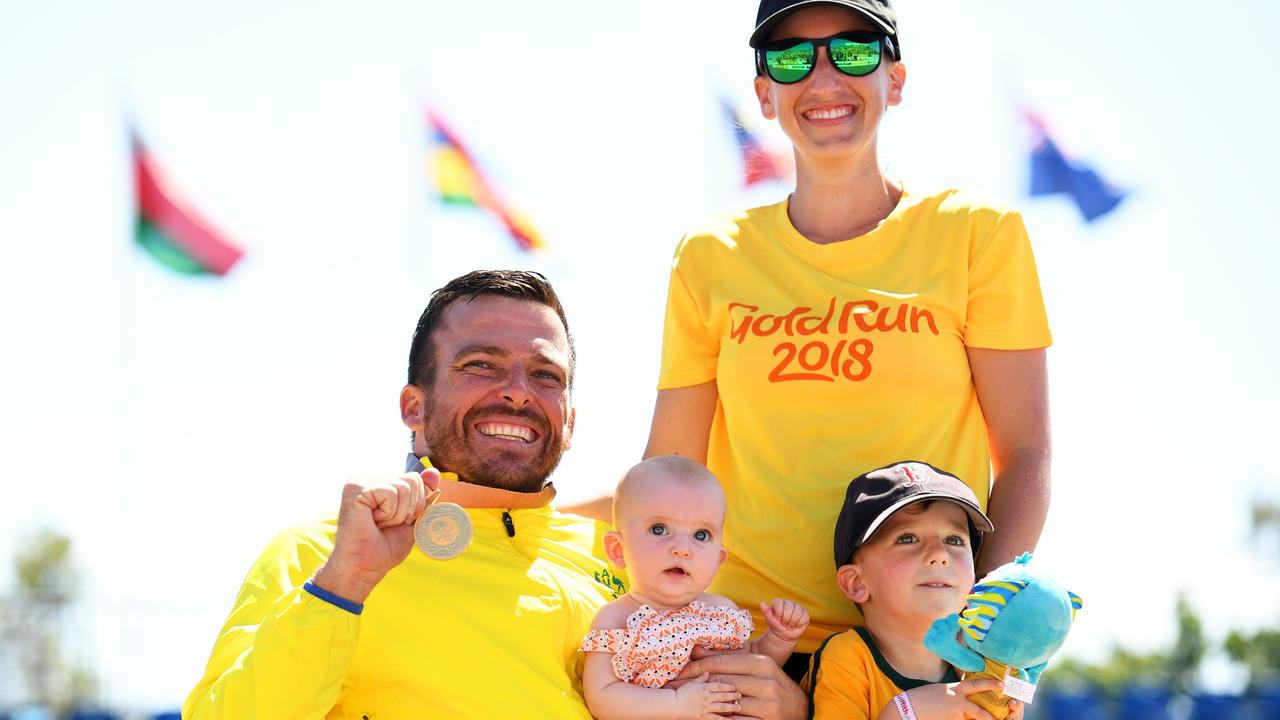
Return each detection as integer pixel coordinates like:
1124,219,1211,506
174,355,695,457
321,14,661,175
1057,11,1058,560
659,188,1051,651
805,627,960,719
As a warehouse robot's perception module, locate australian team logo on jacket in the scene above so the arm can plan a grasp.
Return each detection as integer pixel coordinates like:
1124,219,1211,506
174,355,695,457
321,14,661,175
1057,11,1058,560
727,296,939,383
594,568,626,598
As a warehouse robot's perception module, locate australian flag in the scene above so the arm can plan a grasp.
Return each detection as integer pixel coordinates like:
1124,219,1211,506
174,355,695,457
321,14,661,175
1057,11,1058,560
1025,111,1127,223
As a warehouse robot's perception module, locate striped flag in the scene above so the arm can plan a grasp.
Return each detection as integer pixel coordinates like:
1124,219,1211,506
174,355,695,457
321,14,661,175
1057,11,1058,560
427,109,543,251
133,135,244,276
722,99,790,187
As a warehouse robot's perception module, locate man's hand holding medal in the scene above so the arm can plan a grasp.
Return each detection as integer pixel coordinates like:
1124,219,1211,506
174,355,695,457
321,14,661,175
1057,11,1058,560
312,468,445,604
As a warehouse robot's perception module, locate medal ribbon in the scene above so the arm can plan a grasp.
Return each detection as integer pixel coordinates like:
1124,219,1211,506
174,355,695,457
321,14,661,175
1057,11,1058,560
414,454,556,509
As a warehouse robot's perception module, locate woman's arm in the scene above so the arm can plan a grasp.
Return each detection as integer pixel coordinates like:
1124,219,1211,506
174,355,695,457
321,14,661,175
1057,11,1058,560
559,382,719,522
966,347,1051,576
644,381,719,462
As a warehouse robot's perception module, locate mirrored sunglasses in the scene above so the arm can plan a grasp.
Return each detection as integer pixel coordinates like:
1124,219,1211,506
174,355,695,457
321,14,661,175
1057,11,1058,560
757,32,894,84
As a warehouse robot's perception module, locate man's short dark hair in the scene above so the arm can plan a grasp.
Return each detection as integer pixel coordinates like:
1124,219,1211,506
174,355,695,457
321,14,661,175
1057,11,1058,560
407,270,575,389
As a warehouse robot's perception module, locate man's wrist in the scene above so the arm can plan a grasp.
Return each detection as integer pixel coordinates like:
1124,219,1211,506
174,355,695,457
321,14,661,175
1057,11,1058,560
303,580,365,615
312,561,381,605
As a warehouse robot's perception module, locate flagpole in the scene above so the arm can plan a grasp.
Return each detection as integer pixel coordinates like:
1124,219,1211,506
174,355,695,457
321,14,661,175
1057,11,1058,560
105,112,145,710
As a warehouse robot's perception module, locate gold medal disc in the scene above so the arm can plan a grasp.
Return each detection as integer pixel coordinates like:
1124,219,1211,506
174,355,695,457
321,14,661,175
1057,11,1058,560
414,502,473,560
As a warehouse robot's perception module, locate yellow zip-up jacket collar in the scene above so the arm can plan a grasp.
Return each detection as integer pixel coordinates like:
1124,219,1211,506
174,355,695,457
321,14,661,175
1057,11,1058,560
184,458,626,719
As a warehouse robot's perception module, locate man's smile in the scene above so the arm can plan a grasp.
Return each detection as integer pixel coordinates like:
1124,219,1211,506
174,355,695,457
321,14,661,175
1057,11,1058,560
475,421,538,443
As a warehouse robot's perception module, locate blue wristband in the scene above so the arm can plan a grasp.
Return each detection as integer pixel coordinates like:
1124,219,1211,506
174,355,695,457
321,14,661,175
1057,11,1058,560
303,580,364,616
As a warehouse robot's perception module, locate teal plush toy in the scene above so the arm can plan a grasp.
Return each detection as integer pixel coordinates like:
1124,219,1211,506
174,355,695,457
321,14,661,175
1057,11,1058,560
923,552,1082,719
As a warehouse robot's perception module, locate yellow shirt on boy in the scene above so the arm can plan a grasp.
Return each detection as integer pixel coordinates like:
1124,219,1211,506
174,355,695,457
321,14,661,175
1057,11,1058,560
659,188,1051,651
805,627,961,719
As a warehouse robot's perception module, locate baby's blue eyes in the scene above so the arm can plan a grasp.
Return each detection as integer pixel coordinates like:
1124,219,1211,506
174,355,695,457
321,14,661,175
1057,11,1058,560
648,525,713,541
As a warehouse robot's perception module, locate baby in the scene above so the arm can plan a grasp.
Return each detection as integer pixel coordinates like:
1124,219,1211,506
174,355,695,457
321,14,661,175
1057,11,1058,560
581,455,809,719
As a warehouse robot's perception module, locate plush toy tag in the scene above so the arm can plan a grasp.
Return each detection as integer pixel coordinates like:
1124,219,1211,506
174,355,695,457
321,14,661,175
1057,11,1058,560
1002,668,1037,704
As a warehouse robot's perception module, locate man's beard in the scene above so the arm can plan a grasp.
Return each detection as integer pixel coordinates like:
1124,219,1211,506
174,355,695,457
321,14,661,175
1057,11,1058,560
420,399,568,492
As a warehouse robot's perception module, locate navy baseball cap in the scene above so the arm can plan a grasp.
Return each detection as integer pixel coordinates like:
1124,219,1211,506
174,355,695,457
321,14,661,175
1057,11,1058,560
751,0,900,56
833,460,993,568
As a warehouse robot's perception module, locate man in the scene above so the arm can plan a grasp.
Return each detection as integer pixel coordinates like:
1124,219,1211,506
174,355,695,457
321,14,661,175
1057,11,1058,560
184,270,803,719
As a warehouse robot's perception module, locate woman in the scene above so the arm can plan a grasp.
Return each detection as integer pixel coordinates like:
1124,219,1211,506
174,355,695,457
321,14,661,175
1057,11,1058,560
646,0,1052,674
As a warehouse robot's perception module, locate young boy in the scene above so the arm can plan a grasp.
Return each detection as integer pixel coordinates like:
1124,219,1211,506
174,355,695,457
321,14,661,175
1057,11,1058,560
806,461,1021,720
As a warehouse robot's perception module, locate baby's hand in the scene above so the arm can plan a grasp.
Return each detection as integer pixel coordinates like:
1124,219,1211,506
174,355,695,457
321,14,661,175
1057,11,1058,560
760,598,809,642
673,672,740,720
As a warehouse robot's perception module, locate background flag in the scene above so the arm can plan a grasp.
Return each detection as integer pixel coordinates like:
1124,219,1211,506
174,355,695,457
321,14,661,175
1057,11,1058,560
1025,111,1127,223
133,135,244,276
427,109,544,251
722,99,791,187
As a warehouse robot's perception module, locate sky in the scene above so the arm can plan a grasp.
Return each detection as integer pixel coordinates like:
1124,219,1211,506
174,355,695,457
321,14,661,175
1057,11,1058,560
1,0,1278,712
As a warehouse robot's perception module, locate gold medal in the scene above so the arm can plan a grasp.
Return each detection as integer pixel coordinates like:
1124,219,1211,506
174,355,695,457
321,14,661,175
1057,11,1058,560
415,502,473,560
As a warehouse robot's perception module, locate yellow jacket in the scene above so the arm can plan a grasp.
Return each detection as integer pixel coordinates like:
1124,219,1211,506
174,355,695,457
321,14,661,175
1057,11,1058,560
184,491,624,719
